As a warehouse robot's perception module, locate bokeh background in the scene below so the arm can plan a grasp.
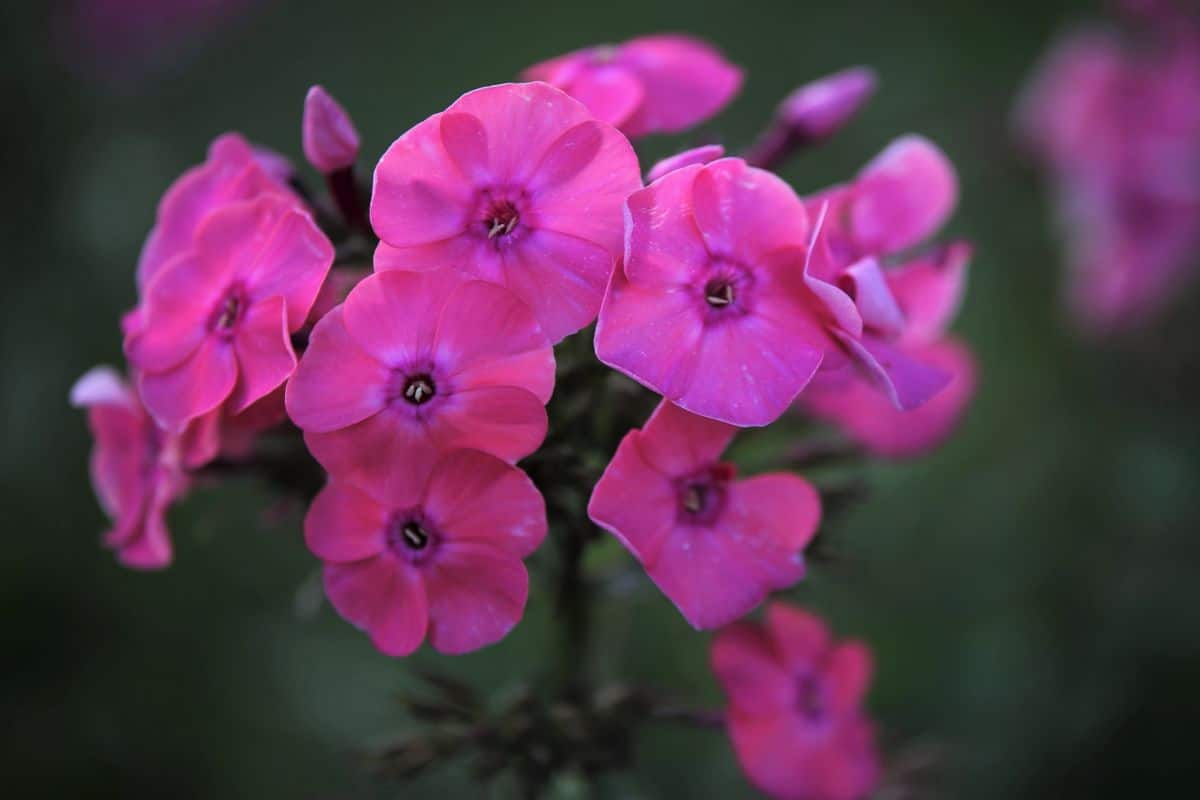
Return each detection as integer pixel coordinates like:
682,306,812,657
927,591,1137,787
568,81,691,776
5,0,1200,797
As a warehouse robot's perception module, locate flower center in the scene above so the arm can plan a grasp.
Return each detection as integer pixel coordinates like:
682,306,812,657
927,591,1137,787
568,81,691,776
795,673,827,722
385,513,438,563
704,279,735,307
484,200,520,239
208,287,245,334
402,374,436,405
675,464,733,525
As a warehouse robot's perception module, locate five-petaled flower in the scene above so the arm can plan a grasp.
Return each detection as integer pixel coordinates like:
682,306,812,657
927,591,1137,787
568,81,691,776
712,603,879,800
370,81,641,342
588,400,821,629
305,449,547,656
285,269,555,498
125,194,334,431
523,34,743,138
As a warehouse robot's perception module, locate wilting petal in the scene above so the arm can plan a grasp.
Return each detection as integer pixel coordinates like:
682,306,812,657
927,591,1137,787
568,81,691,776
423,541,528,655
285,307,390,432
305,481,388,563
423,450,547,558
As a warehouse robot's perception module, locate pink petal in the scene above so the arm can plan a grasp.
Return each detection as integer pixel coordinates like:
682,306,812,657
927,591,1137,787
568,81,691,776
593,267,704,402
445,82,594,184
623,165,710,287
526,119,641,258
284,307,390,432
618,35,743,138
434,281,555,403
70,365,135,410
422,450,547,558
711,622,793,715
229,295,296,413
423,541,530,654
500,228,615,342
887,241,971,343
851,135,958,255
690,158,810,262
324,557,428,657
727,714,832,800
827,640,874,715
646,144,725,182
559,65,643,129
439,112,492,184
635,399,735,476
840,258,906,337
178,409,222,469
138,336,237,431
727,473,822,556
802,337,977,459
241,207,334,330
587,430,678,567
341,270,467,365
371,113,473,247
125,253,218,372
305,481,388,563
430,385,548,464
836,333,952,411
115,498,175,570
766,603,831,669
304,411,434,502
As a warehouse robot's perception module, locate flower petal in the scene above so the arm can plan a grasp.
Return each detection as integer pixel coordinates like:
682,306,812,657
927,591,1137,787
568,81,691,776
690,158,809,262
423,541,529,655
324,557,428,657
587,430,678,567
137,336,237,431
285,307,390,432
635,399,735,476
851,135,958,255
711,622,793,715
431,385,548,464
305,481,388,563
501,228,614,342
230,295,296,413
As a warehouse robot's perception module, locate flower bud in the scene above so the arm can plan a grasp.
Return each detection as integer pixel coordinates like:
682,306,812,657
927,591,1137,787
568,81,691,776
778,66,877,142
302,85,360,173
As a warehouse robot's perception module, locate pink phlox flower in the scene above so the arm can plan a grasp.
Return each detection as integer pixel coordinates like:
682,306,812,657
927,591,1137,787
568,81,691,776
370,82,641,342
285,269,555,499
596,157,843,427
303,85,361,173
588,400,821,630
305,448,547,657
522,34,743,138
712,603,880,800
71,366,216,569
125,193,335,431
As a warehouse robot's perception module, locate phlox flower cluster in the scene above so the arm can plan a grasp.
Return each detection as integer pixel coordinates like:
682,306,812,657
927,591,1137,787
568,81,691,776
73,32,979,799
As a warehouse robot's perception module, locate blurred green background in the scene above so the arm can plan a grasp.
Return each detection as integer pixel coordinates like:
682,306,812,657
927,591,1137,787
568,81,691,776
5,0,1200,797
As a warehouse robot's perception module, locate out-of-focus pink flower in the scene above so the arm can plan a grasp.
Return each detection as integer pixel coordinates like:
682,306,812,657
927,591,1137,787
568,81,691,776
588,401,820,630
370,82,640,342
522,35,743,138
71,366,215,569
306,449,547,656
800,243,977,458
136,132,298,294
646,144,725,182
712,603,879,800
303,85,361,174
125,195,334,431
779,67,877,143
596,157,845,427
1015,21,1200,332
285,270,554,498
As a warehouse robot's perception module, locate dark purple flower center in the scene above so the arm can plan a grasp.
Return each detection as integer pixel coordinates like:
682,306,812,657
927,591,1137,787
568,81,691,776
795,672,827,722
401,373,436,405
484,200,520,239
385,512,438,563
704,278,736,307
208,287,245,334
675,464,733,525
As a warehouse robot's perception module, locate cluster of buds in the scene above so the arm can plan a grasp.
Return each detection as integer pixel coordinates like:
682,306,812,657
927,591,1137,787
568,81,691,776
74,33,977,799
1015,0,1200,333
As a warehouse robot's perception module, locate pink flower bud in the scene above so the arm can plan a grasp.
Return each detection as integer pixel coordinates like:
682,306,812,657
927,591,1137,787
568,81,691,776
779,66,877,141
302,85,360,173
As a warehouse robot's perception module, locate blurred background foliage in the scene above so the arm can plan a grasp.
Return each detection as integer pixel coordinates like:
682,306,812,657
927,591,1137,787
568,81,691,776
4,0,1200,797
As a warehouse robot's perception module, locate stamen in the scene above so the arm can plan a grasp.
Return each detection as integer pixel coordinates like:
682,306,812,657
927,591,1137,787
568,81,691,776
401,521,429,550
215,295,241,330
683,484,706,514
402,374,436,405
705,281,735,307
